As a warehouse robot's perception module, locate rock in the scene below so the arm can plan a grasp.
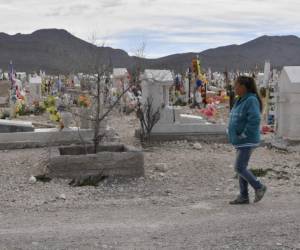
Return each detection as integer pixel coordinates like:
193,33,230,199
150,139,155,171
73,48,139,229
172,172,179,177
159,173,165,177
165,189,172,194
28,176,37,184
58,194,66,200
193,143,202,150
154,163,168,173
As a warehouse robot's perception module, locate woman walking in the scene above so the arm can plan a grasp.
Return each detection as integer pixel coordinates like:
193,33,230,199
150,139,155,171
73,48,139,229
228,76,267,204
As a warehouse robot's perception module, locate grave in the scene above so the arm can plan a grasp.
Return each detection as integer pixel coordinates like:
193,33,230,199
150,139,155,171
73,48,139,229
138,69,227,142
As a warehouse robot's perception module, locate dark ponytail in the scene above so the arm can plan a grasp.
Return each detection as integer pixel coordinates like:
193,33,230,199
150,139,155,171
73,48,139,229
236,76,263,113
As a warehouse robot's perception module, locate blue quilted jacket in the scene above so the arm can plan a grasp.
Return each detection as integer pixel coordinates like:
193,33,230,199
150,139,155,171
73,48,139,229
228,93,261,148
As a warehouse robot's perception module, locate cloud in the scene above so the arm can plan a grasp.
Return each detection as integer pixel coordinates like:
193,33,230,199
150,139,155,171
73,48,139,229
0,0,300,57
101,0,123,8
46,4,91,17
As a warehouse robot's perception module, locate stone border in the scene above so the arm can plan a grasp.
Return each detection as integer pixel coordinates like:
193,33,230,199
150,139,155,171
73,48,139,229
135,129,228,143
48,144,144,179
263,136,300,152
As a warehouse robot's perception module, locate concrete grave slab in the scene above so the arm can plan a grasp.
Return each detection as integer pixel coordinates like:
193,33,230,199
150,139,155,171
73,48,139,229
0,119,34,133
0,127,119,150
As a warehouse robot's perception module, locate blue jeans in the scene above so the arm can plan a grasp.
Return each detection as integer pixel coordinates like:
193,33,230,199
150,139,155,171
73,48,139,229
234,147,263,199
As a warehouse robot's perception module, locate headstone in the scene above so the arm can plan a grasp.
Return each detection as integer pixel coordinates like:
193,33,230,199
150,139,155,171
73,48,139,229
184,77,190,103
112,68,129,113
263,61,271,87
0,80,10,107
141,69,174,124
28,75,42,104
60,111,73,129
277,66,300,140
112,68,129,88
16,72,27,81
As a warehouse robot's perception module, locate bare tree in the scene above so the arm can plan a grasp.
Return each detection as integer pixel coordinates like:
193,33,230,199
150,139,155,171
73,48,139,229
88,31,107,47
90,66,129,153
73,65,132,153
128,41,147,86
136,97,160,142
134,41,147,58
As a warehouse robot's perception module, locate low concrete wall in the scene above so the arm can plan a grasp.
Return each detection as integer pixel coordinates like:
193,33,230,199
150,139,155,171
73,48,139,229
0,128,119,150
151,123,226,134
135,129,228,143
0,120,34,133
48,144,144,178
149,133,228,143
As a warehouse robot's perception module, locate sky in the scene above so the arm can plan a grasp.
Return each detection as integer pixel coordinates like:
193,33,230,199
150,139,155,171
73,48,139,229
0,0,300,58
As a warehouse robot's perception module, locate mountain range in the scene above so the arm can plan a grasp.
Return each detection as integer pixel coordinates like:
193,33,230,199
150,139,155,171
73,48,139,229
1,29,300,74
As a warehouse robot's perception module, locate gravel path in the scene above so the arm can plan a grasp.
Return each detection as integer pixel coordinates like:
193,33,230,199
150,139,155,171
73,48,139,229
0,112,299,249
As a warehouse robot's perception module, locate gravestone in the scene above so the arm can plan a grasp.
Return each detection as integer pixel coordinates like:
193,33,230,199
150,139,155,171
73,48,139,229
112,68,129,112
112,68,129,88
141,69,175,125
0,80,10,107
277,66,300,140
28,75,42,104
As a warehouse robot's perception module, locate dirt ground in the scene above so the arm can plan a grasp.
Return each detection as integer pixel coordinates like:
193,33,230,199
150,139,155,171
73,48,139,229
0,111,299,250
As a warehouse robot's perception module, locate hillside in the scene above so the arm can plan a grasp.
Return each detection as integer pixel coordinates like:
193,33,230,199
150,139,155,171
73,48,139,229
1,29,300,73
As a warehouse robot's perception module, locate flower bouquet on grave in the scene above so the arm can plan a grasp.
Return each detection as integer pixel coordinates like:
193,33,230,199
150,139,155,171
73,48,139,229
32,100,46,115
77,95,91,129
47,106,61,122
78,95,91,108
15,99,30,116
43,96,56,108
199,104,217,119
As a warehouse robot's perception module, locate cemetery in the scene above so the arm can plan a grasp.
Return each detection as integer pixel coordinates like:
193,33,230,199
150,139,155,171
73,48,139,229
0,60,299,249
2,0,300,246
